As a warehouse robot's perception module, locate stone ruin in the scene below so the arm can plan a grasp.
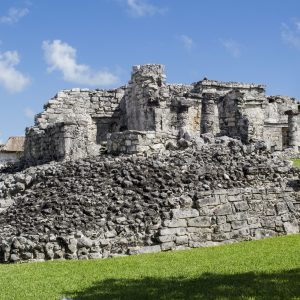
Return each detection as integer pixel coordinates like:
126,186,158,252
24,64,300,165
0,64,300,263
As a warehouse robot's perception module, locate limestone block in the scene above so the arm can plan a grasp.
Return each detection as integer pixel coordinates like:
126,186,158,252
213,204,232,216
217,216,227,224
283,221,299,234
196,196,220,207
231,228,250,239
157,235,175,243
187,216,211,227
234,201,249,212
171,209,199,219
163,219,187,228
175,236,188,245
189,233,211,242
228,194,243,202
128,245,161,255
211,232,230,241
276,202,288,215
231,220,248,229
261,217,276,229
216,223,231,232
161,242,175,251
159,227,187,236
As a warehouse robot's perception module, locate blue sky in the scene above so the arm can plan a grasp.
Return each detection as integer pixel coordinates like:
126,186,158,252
0,0,300,143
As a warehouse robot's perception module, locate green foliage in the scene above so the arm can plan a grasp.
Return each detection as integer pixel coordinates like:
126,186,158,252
0,234,300,300
291,159,300,167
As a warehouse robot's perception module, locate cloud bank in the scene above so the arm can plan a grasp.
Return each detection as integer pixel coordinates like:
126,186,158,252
0,50,30,93
178,34,195,51
220,39,241,58
126,0,166,17
281,21,300,50
42,40,118,86
0,7,29,25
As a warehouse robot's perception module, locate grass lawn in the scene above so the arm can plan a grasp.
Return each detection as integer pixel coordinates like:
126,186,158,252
0,235,300,300
291,158,300,167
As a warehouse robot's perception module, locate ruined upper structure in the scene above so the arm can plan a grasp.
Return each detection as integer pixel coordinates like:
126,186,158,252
0,136,25,166
24,64,299,164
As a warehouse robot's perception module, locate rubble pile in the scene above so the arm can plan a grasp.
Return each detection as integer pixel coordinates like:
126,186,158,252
0,139,299,263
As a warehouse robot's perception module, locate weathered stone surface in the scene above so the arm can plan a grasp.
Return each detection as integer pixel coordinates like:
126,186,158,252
163,219,187,228
172,209,199,219
0,134,300,263
20,64,299,166
128,245,161,255
187,217,211,227
283,221,299,234
234,201,249,212
213,204,233,216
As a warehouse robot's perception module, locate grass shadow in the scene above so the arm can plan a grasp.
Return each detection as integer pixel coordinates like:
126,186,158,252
65,268,300,300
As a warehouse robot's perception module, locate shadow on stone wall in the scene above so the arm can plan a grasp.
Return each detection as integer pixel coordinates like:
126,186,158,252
65,268,300,300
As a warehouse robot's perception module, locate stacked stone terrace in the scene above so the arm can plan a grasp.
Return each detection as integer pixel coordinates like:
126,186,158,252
24,64,299,165
1,140,300,262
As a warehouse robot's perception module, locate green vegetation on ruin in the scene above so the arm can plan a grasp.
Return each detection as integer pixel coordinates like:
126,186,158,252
0,234,300,300
291,158,300,168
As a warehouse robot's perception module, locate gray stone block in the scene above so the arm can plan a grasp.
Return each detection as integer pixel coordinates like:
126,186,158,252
187,216,211,227
161,242,175,251
172,209,199,219
163,219,187,228
234,201,249,212
231,220,248,229
213,204,232,216
196,196,220,207
159,227,187,236
128,245,161,255
284,221,299,234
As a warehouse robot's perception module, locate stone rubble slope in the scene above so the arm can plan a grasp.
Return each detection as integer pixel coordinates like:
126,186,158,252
0,138,299,262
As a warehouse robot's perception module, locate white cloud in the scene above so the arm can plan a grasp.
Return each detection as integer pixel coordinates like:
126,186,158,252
220,39,241,58
0,130,3,145
42,40,119,86
0,50,30,93
281,22,300,50
0,7,29,24
24,107,35,119
178,35,195,51
126,0,166,17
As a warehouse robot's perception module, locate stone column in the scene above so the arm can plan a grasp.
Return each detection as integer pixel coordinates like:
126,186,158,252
177,97,191,139
286,110,300,151
126,64,166,131
201,93,219,134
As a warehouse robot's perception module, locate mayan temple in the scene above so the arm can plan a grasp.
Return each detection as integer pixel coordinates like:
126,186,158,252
23,64,299,165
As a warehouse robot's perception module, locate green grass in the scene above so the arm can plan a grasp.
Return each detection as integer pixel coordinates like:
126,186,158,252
1,235,300,300
291,158,300,167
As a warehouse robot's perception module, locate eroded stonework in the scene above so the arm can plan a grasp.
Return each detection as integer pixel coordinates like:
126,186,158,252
1,140,300,263
24,64,300,165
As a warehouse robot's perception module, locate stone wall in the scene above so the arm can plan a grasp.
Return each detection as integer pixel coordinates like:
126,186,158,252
107,130,172,155
23,64,300,165
263,126,286,151
263,96,297,151
24,87,126,164
25,120,99,164
0,140,300,263
0,152,22,165
218,91,266,143
0,185,298,262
